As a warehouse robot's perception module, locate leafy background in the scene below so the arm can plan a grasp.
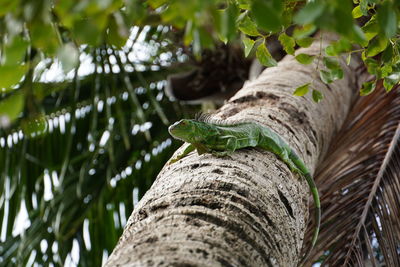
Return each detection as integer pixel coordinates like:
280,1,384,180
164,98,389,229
1,0,400,266
0,24,190,265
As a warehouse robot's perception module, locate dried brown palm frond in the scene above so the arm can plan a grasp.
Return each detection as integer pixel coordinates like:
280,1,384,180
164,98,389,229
302,83,400,266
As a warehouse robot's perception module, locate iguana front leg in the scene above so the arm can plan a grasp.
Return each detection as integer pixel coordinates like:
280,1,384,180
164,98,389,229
168,144,195,165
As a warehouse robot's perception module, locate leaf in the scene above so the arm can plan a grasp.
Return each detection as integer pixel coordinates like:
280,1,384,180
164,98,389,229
251,0,282,33
184,20,193,46
294,1,326,24
293,83,310,96
72,18,103,46
325,46,338,57
333,4,355,37
381,44,393,63
319,68,344,83
319,70,332,84
238,15,259,36
242,37,255,57
377,2,397,38
325,38,352,56
124,0,147,23
147,0,168,9
293,24,316,39
330,68,344,80
360,80,376,96
346,54,352,65
366,36,388,57
21,116,48,137
296,37,314,48
362,16,379,41
359,0,369,16
191,27,214,57
256,42,277,67
2,36,29,66
323,57,341,70
29,22,59,55
237,0,250,9
351,6,363,18
217,3,238,43
57,43,79,73
0,0,18,16
281,4,293,28
0,91,24,126
392,63,400,73
106,13,129,48
278,33,295,55
383,73,400,92
0,65,28,91
364,58,381,77
295,53,315,65
381,64,392,78
312,89,323,103
350,24,367,47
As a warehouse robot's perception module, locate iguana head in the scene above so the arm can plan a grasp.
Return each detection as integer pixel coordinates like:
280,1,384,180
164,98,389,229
168,119,219,143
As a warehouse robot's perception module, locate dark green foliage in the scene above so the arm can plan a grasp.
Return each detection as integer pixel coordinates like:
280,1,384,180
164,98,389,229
1,0,400,107
251,0,283,33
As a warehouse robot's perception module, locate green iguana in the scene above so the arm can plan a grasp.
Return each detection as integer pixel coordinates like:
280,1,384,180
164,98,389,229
168,117,320,264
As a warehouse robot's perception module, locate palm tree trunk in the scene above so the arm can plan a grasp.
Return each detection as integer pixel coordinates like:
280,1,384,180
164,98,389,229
105,37,366,266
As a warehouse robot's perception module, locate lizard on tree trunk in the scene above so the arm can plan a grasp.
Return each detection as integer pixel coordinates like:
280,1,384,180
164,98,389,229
168,117,320,263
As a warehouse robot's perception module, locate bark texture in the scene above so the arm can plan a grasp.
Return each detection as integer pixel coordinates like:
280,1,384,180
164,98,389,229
106,37,366,266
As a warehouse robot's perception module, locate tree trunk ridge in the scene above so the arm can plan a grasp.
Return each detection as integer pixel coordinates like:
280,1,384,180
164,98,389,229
106,36,366,266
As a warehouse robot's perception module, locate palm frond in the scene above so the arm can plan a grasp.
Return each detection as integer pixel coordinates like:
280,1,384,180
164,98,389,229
303,84,400,266
0,25,192,266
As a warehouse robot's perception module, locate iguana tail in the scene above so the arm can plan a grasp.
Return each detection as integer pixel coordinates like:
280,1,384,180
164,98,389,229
302,172,320,250
289,149,321,265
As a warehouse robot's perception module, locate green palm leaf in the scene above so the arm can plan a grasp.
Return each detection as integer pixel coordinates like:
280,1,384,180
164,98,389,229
0,25,192,266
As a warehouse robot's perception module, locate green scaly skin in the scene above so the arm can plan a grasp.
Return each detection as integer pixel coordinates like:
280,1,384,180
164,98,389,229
168,119,320,264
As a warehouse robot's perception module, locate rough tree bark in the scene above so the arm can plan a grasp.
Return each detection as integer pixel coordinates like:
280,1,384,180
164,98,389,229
105,37,365,266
